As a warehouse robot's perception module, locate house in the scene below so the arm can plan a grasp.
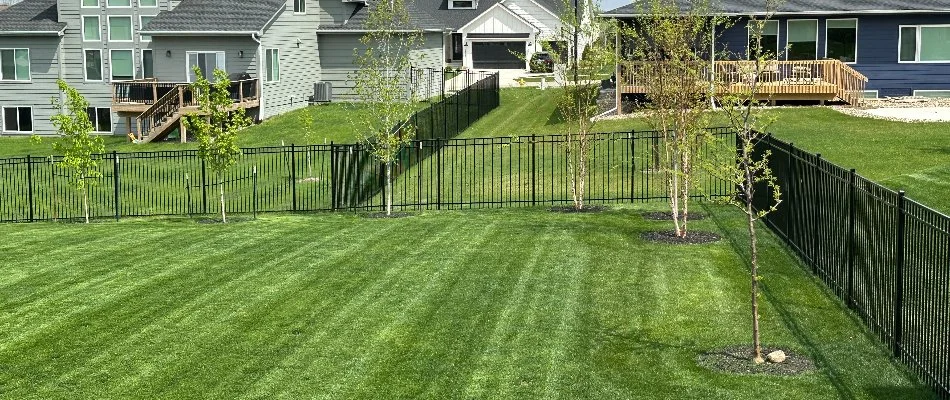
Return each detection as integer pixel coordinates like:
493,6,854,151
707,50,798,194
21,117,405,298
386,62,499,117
603,0,950,102
0,0,571,138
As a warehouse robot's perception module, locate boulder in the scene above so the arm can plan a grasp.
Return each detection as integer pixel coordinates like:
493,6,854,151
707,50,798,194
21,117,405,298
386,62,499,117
766,350,787,364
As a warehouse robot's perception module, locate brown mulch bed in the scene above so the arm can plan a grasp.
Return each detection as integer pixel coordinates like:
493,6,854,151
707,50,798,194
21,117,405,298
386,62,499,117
641,212,707,221
641,230,721,244
550,206,609,213
697,346,816,376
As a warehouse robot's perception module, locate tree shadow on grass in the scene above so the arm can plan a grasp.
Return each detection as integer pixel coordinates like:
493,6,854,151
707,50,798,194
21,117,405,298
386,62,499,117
702,203,936,400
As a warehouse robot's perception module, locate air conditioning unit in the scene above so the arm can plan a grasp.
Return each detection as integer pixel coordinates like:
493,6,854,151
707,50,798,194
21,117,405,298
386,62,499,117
312,82,333,103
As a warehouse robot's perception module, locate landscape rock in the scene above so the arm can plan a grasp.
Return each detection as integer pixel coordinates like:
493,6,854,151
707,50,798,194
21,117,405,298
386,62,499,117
766,350,787,364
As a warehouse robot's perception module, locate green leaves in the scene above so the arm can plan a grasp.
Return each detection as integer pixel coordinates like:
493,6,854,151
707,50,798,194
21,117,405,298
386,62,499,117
184,67,251,180
50,79,105,193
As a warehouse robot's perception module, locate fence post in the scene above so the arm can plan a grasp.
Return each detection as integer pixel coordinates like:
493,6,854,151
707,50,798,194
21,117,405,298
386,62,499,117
629,131,635,202
787,143,795,241
253,165,258,220
847,168,856,308
531,134,537,206
290,144,298,212
812,153,822,274
436,139,442,210
893,190,907,359
26,155,35,222
112,151,120,221
330,142,337,211
186,173,192,217
201,157,208,214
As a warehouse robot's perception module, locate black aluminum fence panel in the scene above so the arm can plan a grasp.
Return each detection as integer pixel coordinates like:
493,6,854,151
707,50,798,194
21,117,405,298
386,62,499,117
755,135,950,399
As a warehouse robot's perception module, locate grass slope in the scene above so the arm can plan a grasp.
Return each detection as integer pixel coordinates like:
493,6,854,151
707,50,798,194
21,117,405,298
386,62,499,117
0,206,932,398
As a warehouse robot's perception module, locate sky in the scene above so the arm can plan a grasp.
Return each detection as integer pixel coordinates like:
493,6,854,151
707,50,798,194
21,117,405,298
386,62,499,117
598,0,630,12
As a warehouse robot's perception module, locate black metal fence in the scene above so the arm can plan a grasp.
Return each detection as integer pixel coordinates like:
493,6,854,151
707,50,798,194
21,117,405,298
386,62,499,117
409,71,500,141
0,129,735,222
753,135,950,399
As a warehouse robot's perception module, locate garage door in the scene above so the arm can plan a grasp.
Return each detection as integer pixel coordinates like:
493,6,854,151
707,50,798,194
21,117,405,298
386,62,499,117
472,42,525,69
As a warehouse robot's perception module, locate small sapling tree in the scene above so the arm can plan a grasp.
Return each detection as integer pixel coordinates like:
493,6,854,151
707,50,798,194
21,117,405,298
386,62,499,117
183,67,252,223
300,108,318,181
350,0,421,216
50,79,105,224
628,0,719,237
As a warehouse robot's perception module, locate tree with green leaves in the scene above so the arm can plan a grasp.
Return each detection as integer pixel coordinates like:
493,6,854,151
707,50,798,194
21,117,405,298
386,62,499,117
350,0,422,216
706,5,784,364
183,68,252,223
50,79,105,224
548,0,616,210
299,108,319,181
627,0,720,237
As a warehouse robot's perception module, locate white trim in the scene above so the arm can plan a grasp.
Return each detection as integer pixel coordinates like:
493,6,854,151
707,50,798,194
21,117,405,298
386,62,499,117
824,18,858,64
109,49,135,82
459,2,536,32
105,0,132,8
265,48,280,83
449,0,476,9
860,89,879,98
745,19,779,58
82,48,104,82
898,24,950,63
1,106,34,134
913,89,950,97
140,49,153,79
81,0,99,8
786,19,819,60
107,15,134,42
0,48,32,82
512,0,560,21
601,9,950,17
293,0,307,14
184,51,227,83
314,29,444,33
82,15,101,42
138,0,158,7
87,106,113,133
139,15,153,42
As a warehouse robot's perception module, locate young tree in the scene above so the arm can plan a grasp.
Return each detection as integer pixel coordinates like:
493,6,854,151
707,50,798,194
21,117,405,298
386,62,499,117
300,108,318,180
548,0,616,210
183,68,252,223
50,79,105,224
707,8,783,364
627,0,719,237
350,0,422,216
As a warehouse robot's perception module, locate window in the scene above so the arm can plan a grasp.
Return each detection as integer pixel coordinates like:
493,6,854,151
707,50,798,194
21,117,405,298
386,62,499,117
2,107,33,133
84,49,103,81
266,48,279,82
85,107,112,132
900,25,950,63
140,16,153,42
82,0,98,7
142,49,153,79
108,16,133,41
110,50,134,81
186,51,225,82
449,0,474,8
107,0,131,6
747,20,779,58
826,19,857,63
787,19,818,60
140,0,157,6
294,0,305,14
0,49,30,81
83,16,100,41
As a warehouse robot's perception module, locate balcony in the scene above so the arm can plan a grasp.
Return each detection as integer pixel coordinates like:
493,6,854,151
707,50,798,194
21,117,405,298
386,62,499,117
111,78,261,113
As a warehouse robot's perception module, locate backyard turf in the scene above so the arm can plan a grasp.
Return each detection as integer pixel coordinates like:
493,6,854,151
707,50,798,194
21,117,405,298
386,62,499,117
0,205,933,398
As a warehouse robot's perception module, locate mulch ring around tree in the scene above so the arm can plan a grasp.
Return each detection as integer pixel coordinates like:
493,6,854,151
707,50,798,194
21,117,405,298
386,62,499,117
641,211,707,221
196,216,256,224
697,346,816,376
641,230,721,245
363,212,414,219
550,205,610,213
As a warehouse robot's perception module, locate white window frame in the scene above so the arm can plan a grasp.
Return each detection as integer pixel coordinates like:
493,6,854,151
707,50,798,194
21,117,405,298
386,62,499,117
87,107,113,133
139,15,153,42
83,49,103,82
106,0,132,8
139,0,158,7
0,48,31,82
746,19,780,58
140,49,153,79
786,19,819,60
2,106,34,134
82,15,101,42
448,0,475,9
265,48,279,82
184,51,226,82
109,49,135,82
824,18,858,64
294,0,306,14
898,24,950,63
107,16,134,42
81,0,99,8
913,89,950,97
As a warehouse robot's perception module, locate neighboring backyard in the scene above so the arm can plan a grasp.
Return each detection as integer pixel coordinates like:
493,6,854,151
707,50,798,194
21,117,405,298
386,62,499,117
0,206,934,398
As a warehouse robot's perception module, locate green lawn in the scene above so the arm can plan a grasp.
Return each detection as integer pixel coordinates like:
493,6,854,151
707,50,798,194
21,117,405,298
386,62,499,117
0,206,932,398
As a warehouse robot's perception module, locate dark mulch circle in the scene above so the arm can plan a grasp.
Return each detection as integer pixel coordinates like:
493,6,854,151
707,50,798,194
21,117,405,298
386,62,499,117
641,230,721,245
550,205,609,213
642,211,707,221
363,212,413,219
697,346,816,376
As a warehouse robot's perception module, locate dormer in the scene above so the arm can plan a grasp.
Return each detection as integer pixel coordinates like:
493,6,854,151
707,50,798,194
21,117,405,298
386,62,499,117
448,0,476,10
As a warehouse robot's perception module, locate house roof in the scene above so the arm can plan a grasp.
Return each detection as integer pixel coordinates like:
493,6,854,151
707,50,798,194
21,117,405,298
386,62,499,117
602,0,950,16
143,0,285,34
0,0,65,35
317,0,569,32
316,0,447,31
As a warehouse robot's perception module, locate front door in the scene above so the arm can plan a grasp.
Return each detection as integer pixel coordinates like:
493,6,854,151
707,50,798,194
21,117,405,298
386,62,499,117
452,33,463,61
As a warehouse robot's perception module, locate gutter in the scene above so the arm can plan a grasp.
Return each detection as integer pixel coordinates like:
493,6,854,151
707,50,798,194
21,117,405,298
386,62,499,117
601,9,950,17
0,30,63,36
315,29,445,33
140,30,260,36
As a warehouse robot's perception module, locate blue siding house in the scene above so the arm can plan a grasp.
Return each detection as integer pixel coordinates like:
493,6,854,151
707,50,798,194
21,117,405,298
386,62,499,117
603,0,950,99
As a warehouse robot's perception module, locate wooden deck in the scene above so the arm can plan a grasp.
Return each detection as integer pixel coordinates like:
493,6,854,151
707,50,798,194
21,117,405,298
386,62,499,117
617,59,869,105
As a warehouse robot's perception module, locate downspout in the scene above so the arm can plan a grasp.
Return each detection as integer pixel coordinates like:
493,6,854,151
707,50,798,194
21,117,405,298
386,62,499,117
251,32,263,120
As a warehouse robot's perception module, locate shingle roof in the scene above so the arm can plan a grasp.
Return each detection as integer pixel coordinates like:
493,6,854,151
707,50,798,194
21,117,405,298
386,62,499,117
603,0,950,15
317,0,569,31
0,0,65,34
144,0,285,33
316,0,447,31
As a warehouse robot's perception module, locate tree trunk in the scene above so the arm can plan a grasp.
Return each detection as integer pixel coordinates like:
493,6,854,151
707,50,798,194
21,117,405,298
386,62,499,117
385,161,392,216
744,149,763,363
82,186,90,224
307,151,313,179
219,178,227,223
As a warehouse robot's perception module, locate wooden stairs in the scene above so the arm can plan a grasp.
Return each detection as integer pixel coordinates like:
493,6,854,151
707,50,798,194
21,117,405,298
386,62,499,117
133,79,260,143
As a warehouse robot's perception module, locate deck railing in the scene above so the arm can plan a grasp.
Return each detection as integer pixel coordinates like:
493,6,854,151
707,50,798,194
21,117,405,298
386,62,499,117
113,78,260,105
618,59,868,104
131,79,260,140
